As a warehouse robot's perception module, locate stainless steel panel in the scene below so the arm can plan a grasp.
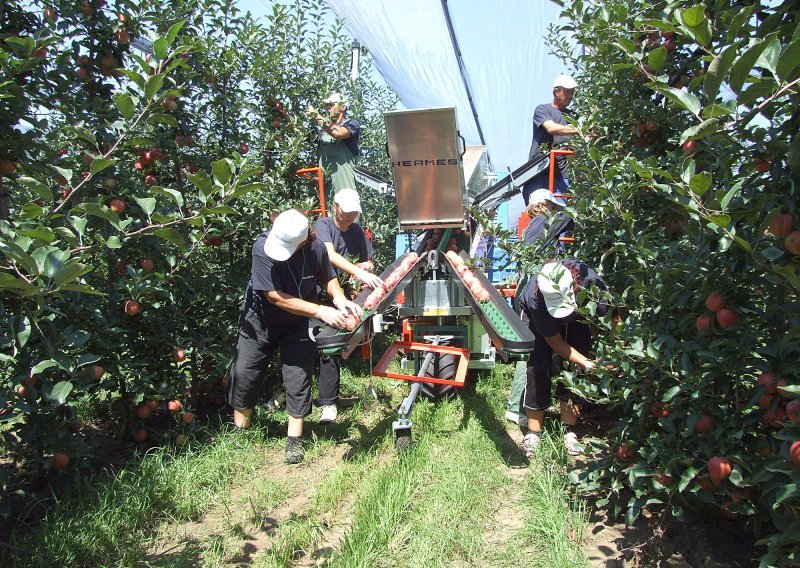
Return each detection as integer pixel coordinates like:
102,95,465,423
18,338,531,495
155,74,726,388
384,108,467,229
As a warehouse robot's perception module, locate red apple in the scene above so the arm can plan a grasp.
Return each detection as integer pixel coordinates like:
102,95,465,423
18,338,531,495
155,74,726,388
173,348,186,363
758,372,777,394
132,429,147,442
616,443,633,460
77,67,89,79
146,400,158,411
696,315,712,332
109,198,125,214
758,393,774,410
115,29,130,45
791,441,800,467
43,8,58,23
704,291,725,312
140,258,154,273
0,159,17,176
181,412,194,424
135,405,151,419
694,414,714,433
763,406,786,428
767,211,794,237
715,308,738,329
124,299,140,317
708,456,732,485
785,231,800,255
681,140,697,154
92,365,105,380
144,175,157,186
787,399,800,423
51,453,69,469
651,401,669,418
168,400,182,412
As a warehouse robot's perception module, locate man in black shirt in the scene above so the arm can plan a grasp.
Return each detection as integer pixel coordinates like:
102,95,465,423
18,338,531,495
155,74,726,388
314,188,383,423
522,75,579,206
226,209,360,463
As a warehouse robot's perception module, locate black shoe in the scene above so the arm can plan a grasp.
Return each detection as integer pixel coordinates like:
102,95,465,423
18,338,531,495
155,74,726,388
284,436,304,464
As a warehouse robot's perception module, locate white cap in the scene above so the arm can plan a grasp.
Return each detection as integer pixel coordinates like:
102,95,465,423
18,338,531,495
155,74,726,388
322,92,347,105
553,74,578,90
333,188,362,213
263,209,309,261
528,188,566,207
537,261,577,318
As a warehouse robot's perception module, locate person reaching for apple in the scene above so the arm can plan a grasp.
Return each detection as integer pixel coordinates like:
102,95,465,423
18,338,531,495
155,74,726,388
313,188,382,424
225,208,360,464
516,259,618,458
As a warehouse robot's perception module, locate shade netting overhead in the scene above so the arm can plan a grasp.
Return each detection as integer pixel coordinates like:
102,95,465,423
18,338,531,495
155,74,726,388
326,0,569,173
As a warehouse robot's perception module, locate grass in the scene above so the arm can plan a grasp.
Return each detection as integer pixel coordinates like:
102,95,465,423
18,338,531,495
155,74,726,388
7,362,590,567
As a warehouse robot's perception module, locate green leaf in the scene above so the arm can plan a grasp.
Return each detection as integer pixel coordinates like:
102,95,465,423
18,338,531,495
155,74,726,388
730,39,771,94
48,381,73,405
648,47,667,72
0,239,39,276
119,69,145,89
114,93,135,119
662,386,681,401
16,315,31,349
681,6,705,28
777,37,800,80
54,263,90,287
679,118,718,144
72,126,97,146
689,172,712,197
615,39,636,55
154,228,188,252
90,158,115,175
59,283,104,296
150,186,184,208
17,176,52,201
756,35,782,78
77,203,121,228
135,197,156,216
165,20,187,44
144,73,165,101
148,112,178,127
774,484,800,507
677,6,712,47
708,214,731,228
31,359,58,375
704,45,737,102
200,206,239,216
229,182,265,200
50,165,73,183
728,5,753,39
678,465,699,492
188,170,214,199
0,273,36,293
719,181,741,209
105,235,122,249
211,159,233,185
153,38,168,60
18,227,56,244
653,86,700,117
761,246,784,261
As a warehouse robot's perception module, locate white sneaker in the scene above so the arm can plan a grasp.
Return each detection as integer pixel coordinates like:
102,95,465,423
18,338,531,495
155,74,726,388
319,404,338,424
520,432,541,457
564,432,584,456
505,411,528,428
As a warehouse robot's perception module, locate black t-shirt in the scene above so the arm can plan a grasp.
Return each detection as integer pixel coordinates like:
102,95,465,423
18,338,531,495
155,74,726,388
528,103,573,178
241,231,336,325
517,259,610,338
314,217,374,276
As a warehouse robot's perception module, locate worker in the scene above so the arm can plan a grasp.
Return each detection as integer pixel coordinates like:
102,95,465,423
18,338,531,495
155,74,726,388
521,75,579,206
517,259,616,457
308,92,361,203
314,188,383,423
506,188,576,428
226,208,361,464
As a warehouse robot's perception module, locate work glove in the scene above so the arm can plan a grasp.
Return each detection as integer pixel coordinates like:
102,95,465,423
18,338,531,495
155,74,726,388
315,305,347,328
355,268,384,290
333,296,363,318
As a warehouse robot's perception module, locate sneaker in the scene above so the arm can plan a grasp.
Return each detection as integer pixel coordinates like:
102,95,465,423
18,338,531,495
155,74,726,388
319,404,338,424
519,432,541,458
265,390,286,412
564,431,584,456
505,411,528,428
284,437,304,464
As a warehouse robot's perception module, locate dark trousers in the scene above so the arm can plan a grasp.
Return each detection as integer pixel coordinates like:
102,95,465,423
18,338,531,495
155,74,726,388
317,354,340,405
226,313,315,418
523,320,591,411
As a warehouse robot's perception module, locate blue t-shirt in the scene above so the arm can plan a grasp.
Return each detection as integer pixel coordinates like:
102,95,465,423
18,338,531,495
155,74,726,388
528,103,573,178
241,231,336,325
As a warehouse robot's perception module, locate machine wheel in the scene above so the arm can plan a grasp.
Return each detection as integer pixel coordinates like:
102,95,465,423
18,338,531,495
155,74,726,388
395,431,413,454
420,353,458,401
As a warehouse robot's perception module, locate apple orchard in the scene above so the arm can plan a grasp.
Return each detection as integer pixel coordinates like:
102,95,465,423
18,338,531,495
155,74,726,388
2,0,800,565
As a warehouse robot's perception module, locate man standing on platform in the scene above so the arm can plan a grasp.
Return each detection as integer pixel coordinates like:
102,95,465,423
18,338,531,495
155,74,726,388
309,93,361,203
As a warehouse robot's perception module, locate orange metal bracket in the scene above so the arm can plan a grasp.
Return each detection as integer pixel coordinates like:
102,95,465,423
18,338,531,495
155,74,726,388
549,149,576,198
373,341,470,387
296,166,326,217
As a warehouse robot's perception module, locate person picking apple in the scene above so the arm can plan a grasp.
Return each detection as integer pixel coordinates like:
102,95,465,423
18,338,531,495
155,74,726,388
225,208,360,464
516,259,617,457
306,92,361,202
313,188,383,424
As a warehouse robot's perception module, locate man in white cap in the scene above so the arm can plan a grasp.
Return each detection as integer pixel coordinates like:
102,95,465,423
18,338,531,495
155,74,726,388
226,208,361,464
308,92,361,201
313,188,383,423
515,259,616,457
521,74,579,206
